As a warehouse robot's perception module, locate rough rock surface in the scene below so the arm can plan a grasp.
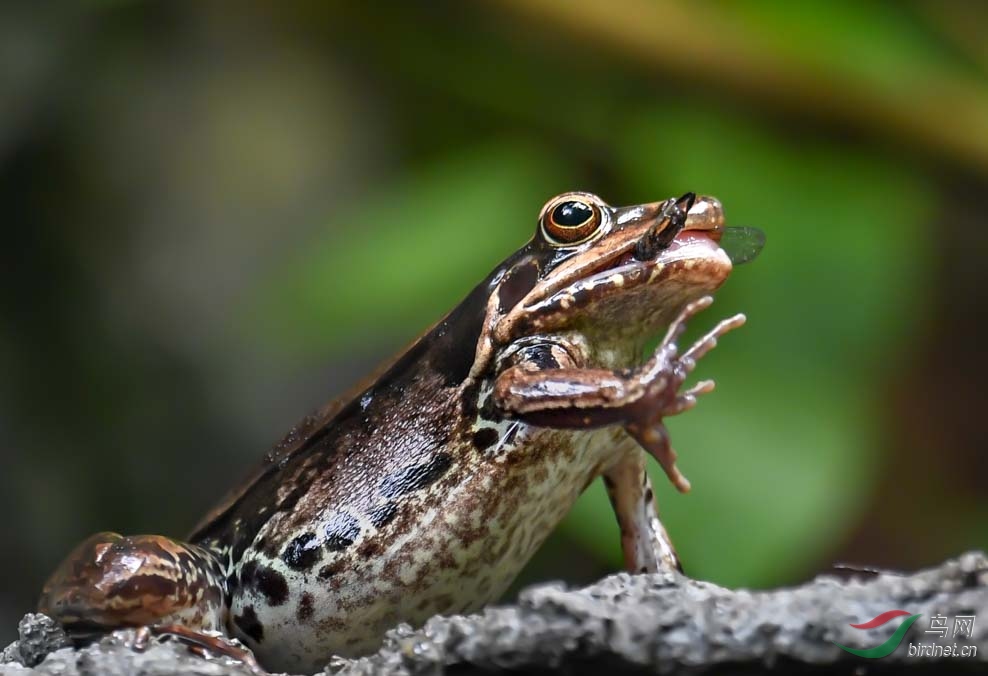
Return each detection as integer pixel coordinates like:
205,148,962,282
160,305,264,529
2,552,985,675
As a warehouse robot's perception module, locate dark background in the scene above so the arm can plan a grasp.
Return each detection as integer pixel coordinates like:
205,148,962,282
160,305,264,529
2,1,987,643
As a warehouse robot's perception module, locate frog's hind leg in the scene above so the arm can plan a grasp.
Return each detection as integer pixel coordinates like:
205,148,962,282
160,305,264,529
37,532,241,658
602,452,682,574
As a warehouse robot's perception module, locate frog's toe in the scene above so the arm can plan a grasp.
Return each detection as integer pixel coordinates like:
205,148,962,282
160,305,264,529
668,379,716,415
149,624,264,673
658,295,715,352
681,313,747,365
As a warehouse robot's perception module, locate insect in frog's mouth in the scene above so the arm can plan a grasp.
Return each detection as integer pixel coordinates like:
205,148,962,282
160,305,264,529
604,229,728,282
609,212,727,277
632,192,696,261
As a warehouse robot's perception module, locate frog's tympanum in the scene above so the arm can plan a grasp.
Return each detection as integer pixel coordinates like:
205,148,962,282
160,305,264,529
39,192,761,673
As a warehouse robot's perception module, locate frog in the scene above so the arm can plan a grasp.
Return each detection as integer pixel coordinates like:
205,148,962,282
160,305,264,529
37,190,756,673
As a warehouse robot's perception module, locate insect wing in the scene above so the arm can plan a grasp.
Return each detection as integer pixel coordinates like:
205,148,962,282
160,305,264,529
720,226,765,266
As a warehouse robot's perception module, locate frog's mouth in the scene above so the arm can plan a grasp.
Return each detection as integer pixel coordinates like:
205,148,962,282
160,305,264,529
564,227,731,321
609,228,725,273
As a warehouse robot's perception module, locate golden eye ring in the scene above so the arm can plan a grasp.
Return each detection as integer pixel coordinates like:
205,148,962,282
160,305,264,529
540,197,602,246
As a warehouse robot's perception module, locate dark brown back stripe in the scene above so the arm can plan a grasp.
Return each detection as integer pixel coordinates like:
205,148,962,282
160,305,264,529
368,501,399,528
379,453,453,499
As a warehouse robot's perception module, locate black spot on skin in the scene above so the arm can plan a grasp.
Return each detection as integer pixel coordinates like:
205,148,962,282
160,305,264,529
297,593,314,623
281,532,322,571
368,501,399,528
472,427,499,451
379,453,454,499
519,345,560,370
325,512,361,552
479,395,501,422
251,565,288,607
497,259,540,314
234,605,264,643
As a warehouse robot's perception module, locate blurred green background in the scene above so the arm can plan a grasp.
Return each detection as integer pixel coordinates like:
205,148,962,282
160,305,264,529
2,1,988,643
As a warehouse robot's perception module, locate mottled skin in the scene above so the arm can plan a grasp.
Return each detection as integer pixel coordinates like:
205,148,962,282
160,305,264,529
39,191,748,673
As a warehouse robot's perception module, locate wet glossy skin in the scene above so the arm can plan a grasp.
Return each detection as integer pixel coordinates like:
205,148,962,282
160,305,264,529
39,191,746,673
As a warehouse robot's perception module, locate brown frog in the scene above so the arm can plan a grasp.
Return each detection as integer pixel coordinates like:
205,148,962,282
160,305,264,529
38,191,761,673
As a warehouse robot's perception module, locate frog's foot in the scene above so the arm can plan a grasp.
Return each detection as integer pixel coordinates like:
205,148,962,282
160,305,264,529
624,296,745,492
147,624,264,673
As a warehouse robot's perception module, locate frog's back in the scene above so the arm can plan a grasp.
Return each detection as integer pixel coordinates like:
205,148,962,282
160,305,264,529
189,281,500,668
189,269,497,545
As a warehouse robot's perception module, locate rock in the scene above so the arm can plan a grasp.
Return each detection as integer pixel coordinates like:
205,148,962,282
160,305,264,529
1,552,986,675
13,615,70,668
0,643,19,668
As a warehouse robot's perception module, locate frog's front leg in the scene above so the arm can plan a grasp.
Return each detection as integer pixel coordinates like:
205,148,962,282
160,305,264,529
490,296,745,572
492,296,744,489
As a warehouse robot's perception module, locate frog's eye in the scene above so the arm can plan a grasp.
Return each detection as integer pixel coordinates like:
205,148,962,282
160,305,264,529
541,198,601,246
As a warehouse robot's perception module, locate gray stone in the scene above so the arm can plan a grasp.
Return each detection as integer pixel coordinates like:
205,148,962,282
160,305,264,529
14,615,70,668
0,643,19,668
2,552,985,675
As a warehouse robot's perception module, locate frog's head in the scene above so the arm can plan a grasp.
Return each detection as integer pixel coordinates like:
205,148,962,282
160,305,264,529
481,192,733,358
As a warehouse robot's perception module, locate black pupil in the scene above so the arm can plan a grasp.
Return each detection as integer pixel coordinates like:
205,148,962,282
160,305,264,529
552,201,593,227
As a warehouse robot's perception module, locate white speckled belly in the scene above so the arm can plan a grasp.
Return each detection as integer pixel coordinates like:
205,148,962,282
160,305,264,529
231,424,631,673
